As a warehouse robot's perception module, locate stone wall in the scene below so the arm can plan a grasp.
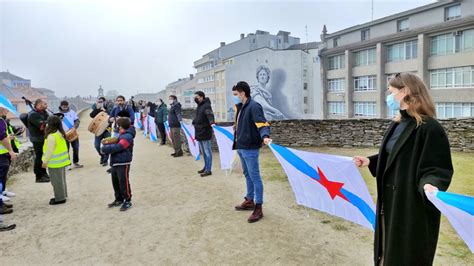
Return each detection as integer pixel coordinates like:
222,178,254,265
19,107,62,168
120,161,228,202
181,109,473,152
8,145,35,177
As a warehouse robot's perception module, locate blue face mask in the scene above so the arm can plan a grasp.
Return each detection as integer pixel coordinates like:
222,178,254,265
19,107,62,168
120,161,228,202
233,95,242,105
386,93,400,111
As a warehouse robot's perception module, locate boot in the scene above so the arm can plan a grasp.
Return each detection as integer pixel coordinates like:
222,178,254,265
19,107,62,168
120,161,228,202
197,168,206,174
234,197,255,211
248,204,263,223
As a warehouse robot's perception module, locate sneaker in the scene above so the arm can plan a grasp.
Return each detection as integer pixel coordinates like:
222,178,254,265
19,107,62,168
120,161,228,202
1,195,10,202
2,202,12,208
0,223,16,232
67,166,72,171
200,171,212,177
106,168,112,174
173,152,183,158
108,200,123,208
101,162,108,167
2,190,15,197
73,163,84,169
120,201,132,211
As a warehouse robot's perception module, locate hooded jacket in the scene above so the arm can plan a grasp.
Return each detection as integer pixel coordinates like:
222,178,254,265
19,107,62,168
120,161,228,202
233,97,270,150
101,127,136,166
192,97,215,141
154,103,168,124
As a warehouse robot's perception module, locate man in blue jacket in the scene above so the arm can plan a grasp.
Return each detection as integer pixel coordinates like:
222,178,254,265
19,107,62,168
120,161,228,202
109,95,135,136
232,81,272,223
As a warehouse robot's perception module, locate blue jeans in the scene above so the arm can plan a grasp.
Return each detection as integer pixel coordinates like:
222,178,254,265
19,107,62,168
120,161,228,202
237,149,263,204
198,140,212,172
66,139,80,164
94,130,111,164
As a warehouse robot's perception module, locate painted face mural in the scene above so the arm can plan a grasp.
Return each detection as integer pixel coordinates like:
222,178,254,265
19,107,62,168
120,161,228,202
250,65,287,121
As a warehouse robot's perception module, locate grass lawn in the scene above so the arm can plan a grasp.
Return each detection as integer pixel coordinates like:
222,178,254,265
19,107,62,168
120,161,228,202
259,146,473,263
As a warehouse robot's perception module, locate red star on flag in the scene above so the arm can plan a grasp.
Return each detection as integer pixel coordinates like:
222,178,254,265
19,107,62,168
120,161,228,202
315,167,349,202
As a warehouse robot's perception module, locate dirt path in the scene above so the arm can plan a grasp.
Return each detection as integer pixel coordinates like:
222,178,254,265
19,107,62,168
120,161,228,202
0,111,381,265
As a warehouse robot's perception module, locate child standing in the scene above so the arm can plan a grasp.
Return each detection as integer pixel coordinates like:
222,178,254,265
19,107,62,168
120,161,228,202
101,117,135,211
42,116,70,205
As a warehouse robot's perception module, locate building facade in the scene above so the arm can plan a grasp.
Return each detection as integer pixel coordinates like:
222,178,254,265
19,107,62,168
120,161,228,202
320,0,474,119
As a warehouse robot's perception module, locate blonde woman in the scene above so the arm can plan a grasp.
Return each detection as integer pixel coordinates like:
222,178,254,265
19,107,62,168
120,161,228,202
354,73,453,265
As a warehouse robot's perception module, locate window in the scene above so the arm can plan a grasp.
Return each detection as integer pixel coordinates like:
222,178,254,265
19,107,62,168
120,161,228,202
445,4,461,21
430,66,474,89
354,76,377,91
353,48,376,66
397,19,409,32
333,37,340,48
431,29,474,55
303,83,308,90
304,97,308,104
436,102,474,118
328,78,345,92
387,40,417,61
361,29,370,41
328,101,345,115
354,102,377,117
328,54,345,70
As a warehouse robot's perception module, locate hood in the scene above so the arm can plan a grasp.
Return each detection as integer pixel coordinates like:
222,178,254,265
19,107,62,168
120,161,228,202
199,97,211,106
126,126,136,138
172,102,181,108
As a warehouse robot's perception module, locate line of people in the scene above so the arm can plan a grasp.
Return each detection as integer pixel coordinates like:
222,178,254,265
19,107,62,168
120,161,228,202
1,75,455,266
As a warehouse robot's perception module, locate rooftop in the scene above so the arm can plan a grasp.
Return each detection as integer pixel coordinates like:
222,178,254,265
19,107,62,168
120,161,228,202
0,71,29,81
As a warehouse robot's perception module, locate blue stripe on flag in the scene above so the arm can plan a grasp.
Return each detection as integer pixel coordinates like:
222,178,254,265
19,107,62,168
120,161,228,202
270,143,376,229
213,125,234,141
437,191,474,216
63,116,74,129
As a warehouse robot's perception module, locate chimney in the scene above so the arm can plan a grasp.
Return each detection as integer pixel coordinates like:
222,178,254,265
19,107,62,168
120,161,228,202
240,33,245,39
220,42,226,47
189,74,194,80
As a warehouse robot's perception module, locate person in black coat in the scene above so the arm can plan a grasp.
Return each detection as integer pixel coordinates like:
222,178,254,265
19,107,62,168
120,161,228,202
192,91,215,177
168,95,183,157
27,99,50,182
354,73,453,266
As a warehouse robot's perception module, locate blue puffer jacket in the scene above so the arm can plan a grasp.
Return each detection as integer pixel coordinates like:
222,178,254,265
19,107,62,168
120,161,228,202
101,127,136,166
233,97,270,150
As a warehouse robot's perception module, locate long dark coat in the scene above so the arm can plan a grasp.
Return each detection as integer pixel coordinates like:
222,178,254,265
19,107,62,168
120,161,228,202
368,113,453,266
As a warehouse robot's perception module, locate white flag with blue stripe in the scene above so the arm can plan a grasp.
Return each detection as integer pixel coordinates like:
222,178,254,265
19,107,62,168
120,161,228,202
181,122,200,161
269,143,376,230
143,114,148,136
426,190,474,253
148,115,157,142
164,121,172,143
0,95,19,116
134,112,142,129
213,125,235,170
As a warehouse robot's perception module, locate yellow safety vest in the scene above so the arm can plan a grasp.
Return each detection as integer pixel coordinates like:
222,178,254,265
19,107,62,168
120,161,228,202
7,125,20,150
42,132,71,168
0,119,9,155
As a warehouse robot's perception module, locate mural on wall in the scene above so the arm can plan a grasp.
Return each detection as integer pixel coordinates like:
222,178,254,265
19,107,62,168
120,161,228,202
250,65,290,121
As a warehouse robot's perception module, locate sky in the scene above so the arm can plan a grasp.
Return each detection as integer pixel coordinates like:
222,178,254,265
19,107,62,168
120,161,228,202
0,0,435,98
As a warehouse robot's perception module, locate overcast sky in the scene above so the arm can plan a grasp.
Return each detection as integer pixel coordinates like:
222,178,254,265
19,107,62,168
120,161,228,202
0,0,435,98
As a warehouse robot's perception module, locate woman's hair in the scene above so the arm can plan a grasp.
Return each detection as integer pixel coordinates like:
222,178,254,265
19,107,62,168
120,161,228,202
45,115,66,139
388,72,436,126
256,65,271,84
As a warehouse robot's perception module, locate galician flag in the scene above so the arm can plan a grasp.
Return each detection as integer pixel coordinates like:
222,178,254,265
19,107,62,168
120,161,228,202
0,95,19,116
181,122,200,161
164,120,172,143
148,115,158,142
134,112,142,129
213,125,235,170
270,144,376,230
143,114,148,136
426,191,474,253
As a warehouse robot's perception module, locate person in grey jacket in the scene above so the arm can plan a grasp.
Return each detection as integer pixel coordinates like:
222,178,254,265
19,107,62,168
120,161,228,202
167,95,183,157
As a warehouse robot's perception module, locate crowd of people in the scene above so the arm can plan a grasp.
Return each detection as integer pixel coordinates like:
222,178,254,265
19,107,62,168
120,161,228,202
0,74,455,265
